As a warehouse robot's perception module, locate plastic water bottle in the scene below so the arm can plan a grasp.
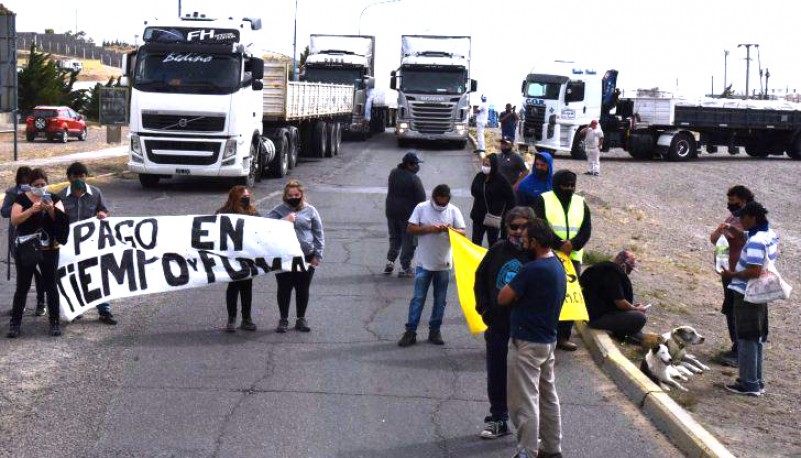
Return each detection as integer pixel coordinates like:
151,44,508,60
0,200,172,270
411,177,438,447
714,236,730,273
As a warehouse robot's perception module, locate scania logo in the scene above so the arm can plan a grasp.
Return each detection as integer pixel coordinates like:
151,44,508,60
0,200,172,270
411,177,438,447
178,119,188,128
420,96,445,102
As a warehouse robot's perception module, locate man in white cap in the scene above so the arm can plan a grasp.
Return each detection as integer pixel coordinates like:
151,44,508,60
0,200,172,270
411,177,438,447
475,95,489,152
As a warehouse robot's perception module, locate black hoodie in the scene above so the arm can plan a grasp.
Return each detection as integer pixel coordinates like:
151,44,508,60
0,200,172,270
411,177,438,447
385,163,426,220
469,154,516,221
474,239,531,331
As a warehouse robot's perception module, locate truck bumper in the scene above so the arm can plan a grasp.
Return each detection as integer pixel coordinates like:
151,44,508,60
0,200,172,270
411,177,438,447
128,134,249,177
396,128,467,142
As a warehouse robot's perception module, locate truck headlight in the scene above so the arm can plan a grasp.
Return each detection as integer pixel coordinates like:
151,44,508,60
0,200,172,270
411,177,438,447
130,134,143,163
399,122,409,129
455,123,466,132
222,138,237,161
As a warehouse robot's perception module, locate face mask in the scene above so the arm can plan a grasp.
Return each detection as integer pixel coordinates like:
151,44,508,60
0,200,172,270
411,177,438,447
481,165,491,175
501,147,511,154
432,201,448,212
240,197,251,208
727,203,742,214
30,185,48,197
409,164,420,174
535,169,548,179
72,179,87,192
286,197,302,208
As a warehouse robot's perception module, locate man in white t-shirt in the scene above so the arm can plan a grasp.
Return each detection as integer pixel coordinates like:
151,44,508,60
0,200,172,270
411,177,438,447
581,120,604,176
398,184,466,347
475,95,489,152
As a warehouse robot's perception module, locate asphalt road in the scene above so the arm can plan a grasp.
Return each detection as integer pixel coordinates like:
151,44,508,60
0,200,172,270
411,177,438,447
0,132,678,457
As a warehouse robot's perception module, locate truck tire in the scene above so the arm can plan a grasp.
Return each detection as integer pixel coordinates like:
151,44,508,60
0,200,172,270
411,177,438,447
287,127,299,169
333,123,342,156
744,143,770,158
627,133,655,160
236,142,258,187
325,122,336,158
788,134,801,160
139,174,160,188
570,129,587,160
455,140,467,150
666,132,696,162
311,121,327,158
270,131,290,178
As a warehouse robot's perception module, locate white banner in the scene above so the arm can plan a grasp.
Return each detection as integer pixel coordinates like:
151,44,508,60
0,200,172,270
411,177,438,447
57,215,306,321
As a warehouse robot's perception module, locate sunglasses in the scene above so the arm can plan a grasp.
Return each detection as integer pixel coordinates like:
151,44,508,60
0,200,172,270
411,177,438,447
508,223,525,231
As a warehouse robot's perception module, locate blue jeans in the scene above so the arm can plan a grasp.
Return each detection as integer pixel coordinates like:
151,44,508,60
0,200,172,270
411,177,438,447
737,338,764,392
405,267,449,332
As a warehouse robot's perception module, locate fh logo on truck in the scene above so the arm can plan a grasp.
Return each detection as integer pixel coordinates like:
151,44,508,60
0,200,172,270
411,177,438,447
186,29,239,43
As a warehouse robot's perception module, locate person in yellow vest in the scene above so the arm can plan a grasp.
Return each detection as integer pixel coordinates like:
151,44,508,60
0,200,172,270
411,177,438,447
532,170,592,352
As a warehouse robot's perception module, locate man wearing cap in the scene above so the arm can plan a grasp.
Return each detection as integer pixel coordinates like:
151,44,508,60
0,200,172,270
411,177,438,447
532,170,592,351
581,120,604,176
474,95,489,152
580,250,647,342
499,103,519,142
384,152,427,277
497,137,528,187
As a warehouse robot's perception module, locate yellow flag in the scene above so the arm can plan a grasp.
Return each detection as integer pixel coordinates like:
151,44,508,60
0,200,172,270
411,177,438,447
448,230,589,335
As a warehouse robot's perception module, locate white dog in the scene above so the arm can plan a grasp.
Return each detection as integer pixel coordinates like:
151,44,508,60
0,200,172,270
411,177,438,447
641,344,689,392
661,326,711,374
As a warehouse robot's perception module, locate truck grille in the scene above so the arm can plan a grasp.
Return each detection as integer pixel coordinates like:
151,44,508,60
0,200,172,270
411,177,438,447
144,139,221,166
524,106,546,141
142,113,226,132
409,102,455,134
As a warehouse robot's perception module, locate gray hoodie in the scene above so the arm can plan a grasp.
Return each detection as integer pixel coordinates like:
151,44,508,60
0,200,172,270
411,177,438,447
267,202,325,260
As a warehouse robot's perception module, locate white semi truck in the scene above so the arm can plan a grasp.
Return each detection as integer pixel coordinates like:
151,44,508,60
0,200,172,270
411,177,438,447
390,35,477,148
123,14,353,188
520,60,801,161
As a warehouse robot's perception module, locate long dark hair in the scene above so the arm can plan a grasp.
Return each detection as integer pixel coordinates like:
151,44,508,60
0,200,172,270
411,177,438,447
15,166,32,186
487,153,499,177
217,185,257,215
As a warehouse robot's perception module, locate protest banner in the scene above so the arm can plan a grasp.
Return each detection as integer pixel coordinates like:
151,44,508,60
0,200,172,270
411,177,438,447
57,215,304,321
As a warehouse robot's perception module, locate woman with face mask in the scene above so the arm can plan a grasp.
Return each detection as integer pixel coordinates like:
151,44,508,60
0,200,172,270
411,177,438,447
8,168,70,338
515,152,554,207
267,180,325,333
216,186,259,333
470,154,516,247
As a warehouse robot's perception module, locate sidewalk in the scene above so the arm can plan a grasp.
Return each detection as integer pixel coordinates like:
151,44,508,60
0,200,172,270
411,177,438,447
0,145,127,168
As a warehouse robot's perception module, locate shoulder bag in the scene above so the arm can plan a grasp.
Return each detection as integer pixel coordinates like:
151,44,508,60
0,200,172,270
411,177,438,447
482,182,504,229
744,258,792,303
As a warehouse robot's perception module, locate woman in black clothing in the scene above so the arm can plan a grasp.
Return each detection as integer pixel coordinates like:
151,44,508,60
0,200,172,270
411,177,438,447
216,185,259,332
8,168,69,338
470,153,516,247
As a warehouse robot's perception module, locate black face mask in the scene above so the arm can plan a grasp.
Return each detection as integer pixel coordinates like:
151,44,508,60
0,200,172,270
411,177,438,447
240,197,251,208
286,197,302,208
727,203,742,214
409,163,420,174
535,169,548,179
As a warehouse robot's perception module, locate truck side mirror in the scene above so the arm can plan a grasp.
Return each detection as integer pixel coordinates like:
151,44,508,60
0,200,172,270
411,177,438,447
470,79,478,93
122,51,137,78
390,76,397,90
390,70,397,77
250,58,264,80
521,80,526,95
253,80,264,91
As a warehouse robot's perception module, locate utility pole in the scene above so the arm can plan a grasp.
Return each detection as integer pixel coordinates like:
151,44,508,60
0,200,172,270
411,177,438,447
764,68,770,99
723,50,729,94
178,0,182,18
292,0,298,81
738,43,758,99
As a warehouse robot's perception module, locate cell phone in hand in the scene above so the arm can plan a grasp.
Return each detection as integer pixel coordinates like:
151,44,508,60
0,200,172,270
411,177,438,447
642,303,652,310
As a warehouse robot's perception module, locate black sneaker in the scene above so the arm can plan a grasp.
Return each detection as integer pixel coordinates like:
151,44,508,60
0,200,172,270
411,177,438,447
398,330,417,347
480,419,510,439
295,318,311,332
276,319,289,333
50,322,62,337
724,382,761,397
225,318,236,333
6,324,20,339
99,314,118,325
428,329,445,345
240,318,257,331
35,303,47,317
383,261,395,275
536,451,563,458
736,378,765,394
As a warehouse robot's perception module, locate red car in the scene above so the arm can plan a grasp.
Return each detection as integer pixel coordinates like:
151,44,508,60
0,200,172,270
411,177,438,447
25,106,88,143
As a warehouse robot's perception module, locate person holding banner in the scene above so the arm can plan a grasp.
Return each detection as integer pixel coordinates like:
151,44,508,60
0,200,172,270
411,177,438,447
498,218,566,458
532,170,592,352
8,169,70,338
474,206,535,440
2,166,47,317
267,180,325,333
217,186,260,332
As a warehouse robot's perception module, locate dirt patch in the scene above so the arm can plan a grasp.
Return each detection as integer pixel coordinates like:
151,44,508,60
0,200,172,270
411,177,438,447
561,148,801,457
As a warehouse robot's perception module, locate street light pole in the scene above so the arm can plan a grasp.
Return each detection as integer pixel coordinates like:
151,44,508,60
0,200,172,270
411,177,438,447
738,43,757,98
359,0,401,35
723,50,729,94
292,0,299,81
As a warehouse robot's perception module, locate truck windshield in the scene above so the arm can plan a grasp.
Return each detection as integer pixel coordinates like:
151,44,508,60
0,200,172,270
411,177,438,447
401,68,466,94
134,51,241,95
304,67,362,86
525,82,561,100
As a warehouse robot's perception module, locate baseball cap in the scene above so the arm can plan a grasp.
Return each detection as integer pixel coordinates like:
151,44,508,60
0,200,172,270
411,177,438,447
500,136,513,145
402,151,424,164
614,250,638,271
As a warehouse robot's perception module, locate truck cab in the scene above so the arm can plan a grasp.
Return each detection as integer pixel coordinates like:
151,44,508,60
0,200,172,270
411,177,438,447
391,35,477,148
126,14,266,187
520,61,617,158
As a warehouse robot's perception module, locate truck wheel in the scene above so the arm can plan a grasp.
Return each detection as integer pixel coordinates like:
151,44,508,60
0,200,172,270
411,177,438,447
138,174,160,188
270,132,290,178
333,123,342,156
311,121,327,158
744,146,770,158
252,141,264,183
666,132,696,162
78,128,88,141
288,127,299,169
627,133,655,160
325,123,336,158
570,130,587,160
455,140,467,150
788,135,801,160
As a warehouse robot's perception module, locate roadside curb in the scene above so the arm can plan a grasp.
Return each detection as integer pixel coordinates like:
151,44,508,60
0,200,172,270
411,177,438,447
575,321,735,458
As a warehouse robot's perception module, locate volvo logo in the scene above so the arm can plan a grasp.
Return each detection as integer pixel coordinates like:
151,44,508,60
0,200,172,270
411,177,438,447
178,118,189,128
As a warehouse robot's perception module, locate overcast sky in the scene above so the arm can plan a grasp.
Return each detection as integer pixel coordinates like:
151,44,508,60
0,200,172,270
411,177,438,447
6,0,801,106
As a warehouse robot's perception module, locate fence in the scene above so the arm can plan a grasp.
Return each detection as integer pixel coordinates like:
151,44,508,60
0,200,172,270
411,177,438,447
17,33,122,68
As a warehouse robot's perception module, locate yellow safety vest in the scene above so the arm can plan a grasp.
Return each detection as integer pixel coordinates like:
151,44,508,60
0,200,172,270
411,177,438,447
542,191,586,262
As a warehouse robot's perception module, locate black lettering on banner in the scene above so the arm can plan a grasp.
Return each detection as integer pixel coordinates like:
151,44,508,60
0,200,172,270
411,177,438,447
291,256,307,273
56,267,75,312
135,218,158,250
73,221,96,256
97,220,116,250
191,216,217,250
237,258,257,276
252,257,272,275
78,257,103,304
100,249,137,295
68,264,86,309
198,250,218,283
115,220,137,248
162,253,190,286
136,250,159,289
220,255,250,281
187,258,199,271
219,216,244,251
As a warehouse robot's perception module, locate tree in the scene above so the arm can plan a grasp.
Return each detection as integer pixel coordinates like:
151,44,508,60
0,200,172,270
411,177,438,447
17,43,82,113
44,28,54,34
720,84,735,99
